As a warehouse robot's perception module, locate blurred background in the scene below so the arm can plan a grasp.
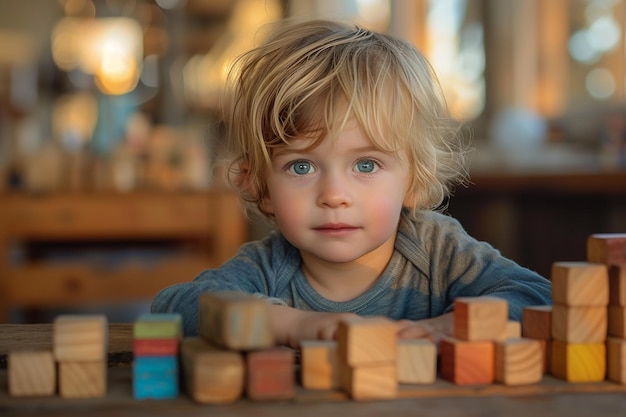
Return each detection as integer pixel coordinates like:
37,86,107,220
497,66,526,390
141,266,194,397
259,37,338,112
0,0,624,323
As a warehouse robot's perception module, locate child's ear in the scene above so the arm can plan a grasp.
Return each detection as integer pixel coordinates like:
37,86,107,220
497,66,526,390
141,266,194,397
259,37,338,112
233,160,275,215
259,192,275,215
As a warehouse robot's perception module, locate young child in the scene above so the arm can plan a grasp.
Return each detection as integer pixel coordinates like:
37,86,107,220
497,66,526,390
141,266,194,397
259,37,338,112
151,18,551,347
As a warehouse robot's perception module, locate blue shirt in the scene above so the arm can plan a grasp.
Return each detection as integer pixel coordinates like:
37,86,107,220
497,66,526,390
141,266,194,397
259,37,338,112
151,209,552,336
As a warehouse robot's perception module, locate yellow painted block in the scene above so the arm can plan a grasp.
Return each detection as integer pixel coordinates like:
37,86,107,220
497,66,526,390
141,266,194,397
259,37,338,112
551,340,606,383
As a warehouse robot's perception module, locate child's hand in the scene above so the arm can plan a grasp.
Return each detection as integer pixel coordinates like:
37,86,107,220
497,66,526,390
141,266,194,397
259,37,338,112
395,312,454,346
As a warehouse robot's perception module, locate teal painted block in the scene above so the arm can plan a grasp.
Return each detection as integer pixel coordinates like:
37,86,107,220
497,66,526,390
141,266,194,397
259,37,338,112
133,356,179,400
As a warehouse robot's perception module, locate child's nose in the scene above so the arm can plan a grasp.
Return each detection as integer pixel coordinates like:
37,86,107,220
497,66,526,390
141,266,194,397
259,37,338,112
316,173,353,208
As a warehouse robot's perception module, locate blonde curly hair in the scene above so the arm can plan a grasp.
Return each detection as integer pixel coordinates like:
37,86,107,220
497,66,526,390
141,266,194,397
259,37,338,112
222,18,470,220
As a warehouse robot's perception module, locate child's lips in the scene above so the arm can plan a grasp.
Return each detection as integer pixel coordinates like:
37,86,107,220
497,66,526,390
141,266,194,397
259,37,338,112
313,223,359,235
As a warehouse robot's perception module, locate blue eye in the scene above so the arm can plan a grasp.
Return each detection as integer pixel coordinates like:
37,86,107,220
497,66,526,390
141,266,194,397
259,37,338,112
289,160,314,175
355,159,378,173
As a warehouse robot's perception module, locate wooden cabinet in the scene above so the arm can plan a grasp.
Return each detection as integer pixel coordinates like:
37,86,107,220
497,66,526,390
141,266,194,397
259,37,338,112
0,191,247,322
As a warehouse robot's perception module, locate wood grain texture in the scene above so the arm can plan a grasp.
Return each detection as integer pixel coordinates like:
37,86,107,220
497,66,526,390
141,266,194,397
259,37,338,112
53,315,108,362
300,340,339,390
522,305,553,340
337,317,397,367
607,337,626,385
8,350,55,397
440,337,494,385
609,264,626,307
397,339,436,384
338,361,397,401
608,305,626,338
59,360,107,398
551,304,607,343
587,234,626,265
551,262,608,307
551,340,606,383
454,297,508,341
494,339,543,386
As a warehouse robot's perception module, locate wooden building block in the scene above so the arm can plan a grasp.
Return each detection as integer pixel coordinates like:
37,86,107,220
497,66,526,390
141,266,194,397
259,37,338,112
540,340,552,374
522,305,552,340
133,338,179,356
246,347,295,401
440,337,494,385
454,296,508,341
337,317,397,367
300,340,339,390
59,360,107,398
494,338,543,386
608,305,626,338
607,337,626,384
397,339,436,384
133,356,179,400
588,233,626,265
551,304,607,343
53,314,107,362
198,291,273,350
338,361,397,401
551,340,606,383
8,350,56,397
133,313,182,339
180,337,244,404
499,320,522,340
551,262,608,307
609,264,626,307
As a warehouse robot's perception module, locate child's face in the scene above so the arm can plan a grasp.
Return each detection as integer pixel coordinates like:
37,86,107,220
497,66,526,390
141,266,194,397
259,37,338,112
261,117,412,265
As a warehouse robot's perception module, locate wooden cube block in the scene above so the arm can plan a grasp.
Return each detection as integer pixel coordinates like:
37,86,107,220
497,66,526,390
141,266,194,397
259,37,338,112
59,360,107,398
8,350,56,397
133,313,182,340
300,340,339,390
180,337,244,404
494,338,543,385
440,337,494,385
551,304,607,343
133,356,179,400
338,361,397,400
609,264,626,307
550,340,606,383
608,305,626,338
499,320,522,340
454,296,508,341
607,337,626,384
588,233,626,265
522,305,552,340
397,339,436,384
551,262,608,307
53,315,107,362
246,347,295,401
337,317,397,367
198,291,273,350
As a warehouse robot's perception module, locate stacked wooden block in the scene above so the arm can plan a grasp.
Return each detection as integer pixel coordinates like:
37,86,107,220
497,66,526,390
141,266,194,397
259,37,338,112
8,349,56,397
132,313,182,400
442,296,543,386
588,234,626,384
53,315,108,398
180,291,293,403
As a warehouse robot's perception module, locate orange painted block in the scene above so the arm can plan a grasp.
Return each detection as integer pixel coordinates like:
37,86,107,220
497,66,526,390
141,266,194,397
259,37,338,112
440,337,494,385
608,305,626,338
454,296,508,341
134,338,179,356
59,360,107,398
300,340,339,390
551,304,607,343
522,305,552,340
246,347,295,401
607,337,626,384
551,262,608,307
8,350,56,397
551,340,605,383
494,338,543,386
338,361,397,401
609,264,626,307
337,317,397,367
587,233,626,265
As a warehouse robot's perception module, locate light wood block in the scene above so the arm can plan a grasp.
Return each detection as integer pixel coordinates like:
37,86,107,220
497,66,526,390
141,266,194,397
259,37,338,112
522,305,552,340
8,350,56,397
300,340,339,390
133,313,182,339
180,337,244,404
440,337,494,385
551,303,607,343
337,317,397,367
499,320,522,340
454,296,508,341
588,233,626,265
53,315,107,362
59,360,107,398
246,347,295,401
198,291,273,350
550,340,606,383
397,339,436,384
494,338,543,386
551,262,608,307
609,264,626,307
338,361,397,401
608,305,626,338
607,337,626,384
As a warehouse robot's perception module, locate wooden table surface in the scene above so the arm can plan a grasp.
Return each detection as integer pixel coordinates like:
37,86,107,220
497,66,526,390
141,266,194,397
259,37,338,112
1,324,626,417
